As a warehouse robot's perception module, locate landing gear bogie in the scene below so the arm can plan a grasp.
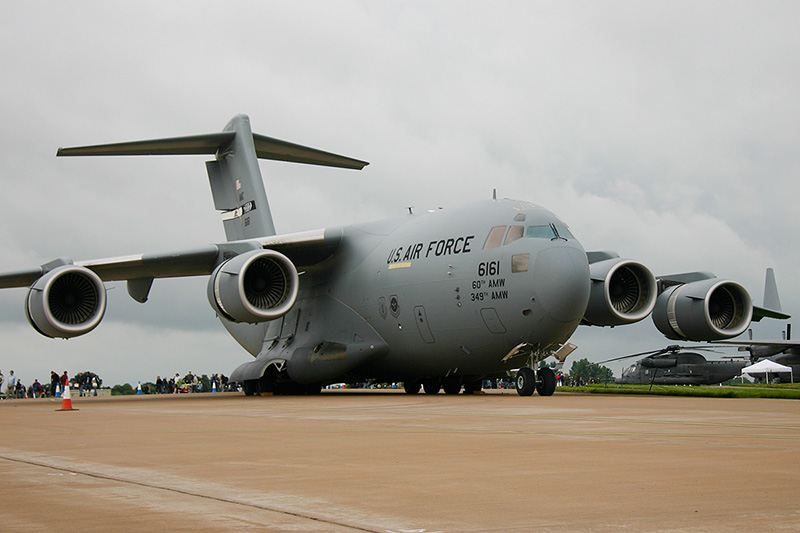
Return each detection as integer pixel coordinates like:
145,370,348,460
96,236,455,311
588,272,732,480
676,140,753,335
403,379,421,394
421,377,441,395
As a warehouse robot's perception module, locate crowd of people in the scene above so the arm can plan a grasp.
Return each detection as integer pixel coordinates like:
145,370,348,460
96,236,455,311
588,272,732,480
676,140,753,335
0,368,238,399
0,369,98,399
146,372,231,394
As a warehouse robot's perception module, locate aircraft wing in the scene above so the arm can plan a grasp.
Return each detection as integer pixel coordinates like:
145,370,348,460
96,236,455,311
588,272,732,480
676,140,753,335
751,306,791,322
655,271,790,321
0,246,220,289
0,228,342,292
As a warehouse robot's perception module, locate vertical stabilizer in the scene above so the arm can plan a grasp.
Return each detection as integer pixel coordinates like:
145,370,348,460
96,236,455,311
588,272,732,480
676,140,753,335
763,267,782,311
207,115,276,240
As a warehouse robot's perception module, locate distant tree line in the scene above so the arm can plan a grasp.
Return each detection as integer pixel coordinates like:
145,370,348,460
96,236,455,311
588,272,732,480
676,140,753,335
568,358,614,382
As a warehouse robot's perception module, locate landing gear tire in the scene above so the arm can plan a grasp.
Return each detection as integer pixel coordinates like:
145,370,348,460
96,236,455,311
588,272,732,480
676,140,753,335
242,380,258,396
536,367,556,397
422,378,441,395
404,380,421,394
463,379,483,395
304,383,322,395
515,368,535,396
442,378,462,395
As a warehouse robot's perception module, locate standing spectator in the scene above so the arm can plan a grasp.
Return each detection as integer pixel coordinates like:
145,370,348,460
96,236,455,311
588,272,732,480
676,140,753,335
5,370,17,399
50,371,60,397
60,371,69,395
15,379,25,399
31,379,44,398
0,370,4,397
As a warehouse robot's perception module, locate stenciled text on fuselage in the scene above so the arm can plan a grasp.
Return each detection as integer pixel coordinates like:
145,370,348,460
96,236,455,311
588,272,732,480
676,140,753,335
387,235,475,265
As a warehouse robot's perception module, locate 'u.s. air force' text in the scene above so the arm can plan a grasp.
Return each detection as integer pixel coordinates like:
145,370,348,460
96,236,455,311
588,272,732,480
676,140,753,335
387,235,475,264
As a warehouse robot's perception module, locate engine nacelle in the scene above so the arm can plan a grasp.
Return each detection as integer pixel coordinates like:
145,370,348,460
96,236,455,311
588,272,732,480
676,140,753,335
583,258,657,326
207,249,299,323
25,265,107,339
652,278,753,341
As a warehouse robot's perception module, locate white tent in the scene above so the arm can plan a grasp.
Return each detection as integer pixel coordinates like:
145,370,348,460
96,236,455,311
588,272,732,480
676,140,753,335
741,359,793,383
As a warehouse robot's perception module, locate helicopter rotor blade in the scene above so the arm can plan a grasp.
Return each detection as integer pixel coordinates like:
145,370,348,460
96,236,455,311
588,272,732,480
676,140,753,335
598,344,728,365
598,347,673,364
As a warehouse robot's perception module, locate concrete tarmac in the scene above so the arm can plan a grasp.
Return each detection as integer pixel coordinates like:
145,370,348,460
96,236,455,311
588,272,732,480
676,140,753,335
1,389,799,532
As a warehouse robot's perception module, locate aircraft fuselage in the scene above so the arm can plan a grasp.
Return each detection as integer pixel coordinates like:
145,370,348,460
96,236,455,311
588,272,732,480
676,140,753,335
238,198,590,384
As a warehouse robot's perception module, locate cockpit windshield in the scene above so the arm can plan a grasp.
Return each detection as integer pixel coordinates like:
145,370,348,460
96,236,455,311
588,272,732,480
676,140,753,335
555,226,575,239
527,225,557,239
483,223,575,250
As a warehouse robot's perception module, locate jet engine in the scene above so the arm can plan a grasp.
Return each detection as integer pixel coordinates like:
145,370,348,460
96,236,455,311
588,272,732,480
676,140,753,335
652,278,753,341
25,265,107,338
582,258,657,326
207,249,299,323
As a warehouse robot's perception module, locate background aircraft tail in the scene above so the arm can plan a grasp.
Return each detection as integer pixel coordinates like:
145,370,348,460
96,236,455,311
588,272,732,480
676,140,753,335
58,114,368,241
763,267,782,312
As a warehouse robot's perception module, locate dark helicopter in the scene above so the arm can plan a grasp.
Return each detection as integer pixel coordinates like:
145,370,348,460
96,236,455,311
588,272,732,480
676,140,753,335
599,345,748,387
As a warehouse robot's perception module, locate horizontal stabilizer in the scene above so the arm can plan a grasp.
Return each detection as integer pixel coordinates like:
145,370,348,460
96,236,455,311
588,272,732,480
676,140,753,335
57,132,235,157
58,131,369,170
253,134,368,169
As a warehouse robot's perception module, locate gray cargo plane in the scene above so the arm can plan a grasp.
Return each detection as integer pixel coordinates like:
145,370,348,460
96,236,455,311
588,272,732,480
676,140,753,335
0,115,786,396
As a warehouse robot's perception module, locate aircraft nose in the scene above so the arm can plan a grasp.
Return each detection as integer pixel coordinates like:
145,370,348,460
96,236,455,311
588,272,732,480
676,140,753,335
531,246,590,323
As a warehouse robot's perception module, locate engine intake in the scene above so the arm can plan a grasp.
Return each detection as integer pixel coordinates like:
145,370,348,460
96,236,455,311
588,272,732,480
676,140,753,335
583,258,657,326
25,265,107,338
207,249,299,323
652,279,753,341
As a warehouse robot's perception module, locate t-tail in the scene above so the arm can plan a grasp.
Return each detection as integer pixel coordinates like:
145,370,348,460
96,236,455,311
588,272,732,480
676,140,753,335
57,114,368,241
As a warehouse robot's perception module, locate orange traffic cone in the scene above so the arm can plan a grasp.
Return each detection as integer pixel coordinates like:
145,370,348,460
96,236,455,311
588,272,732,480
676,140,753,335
56,379,78,411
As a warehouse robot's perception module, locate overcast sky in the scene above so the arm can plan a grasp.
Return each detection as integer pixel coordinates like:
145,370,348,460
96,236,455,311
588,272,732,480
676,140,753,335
1,1,798,387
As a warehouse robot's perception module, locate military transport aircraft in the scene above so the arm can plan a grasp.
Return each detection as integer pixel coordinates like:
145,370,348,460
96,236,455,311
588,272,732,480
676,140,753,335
0,115,786,396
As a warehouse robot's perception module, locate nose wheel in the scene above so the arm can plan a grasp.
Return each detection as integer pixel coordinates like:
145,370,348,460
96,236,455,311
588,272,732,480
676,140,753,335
515,367,556,397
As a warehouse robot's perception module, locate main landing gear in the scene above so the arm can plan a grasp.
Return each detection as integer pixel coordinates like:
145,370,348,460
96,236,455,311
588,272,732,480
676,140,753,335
515,367,556,397
241,365,322,396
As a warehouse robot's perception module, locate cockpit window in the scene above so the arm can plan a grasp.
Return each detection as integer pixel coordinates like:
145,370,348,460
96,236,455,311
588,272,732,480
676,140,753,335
527,225,557,239
555,226,575,239
483,226,507,249
504,225,524,245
